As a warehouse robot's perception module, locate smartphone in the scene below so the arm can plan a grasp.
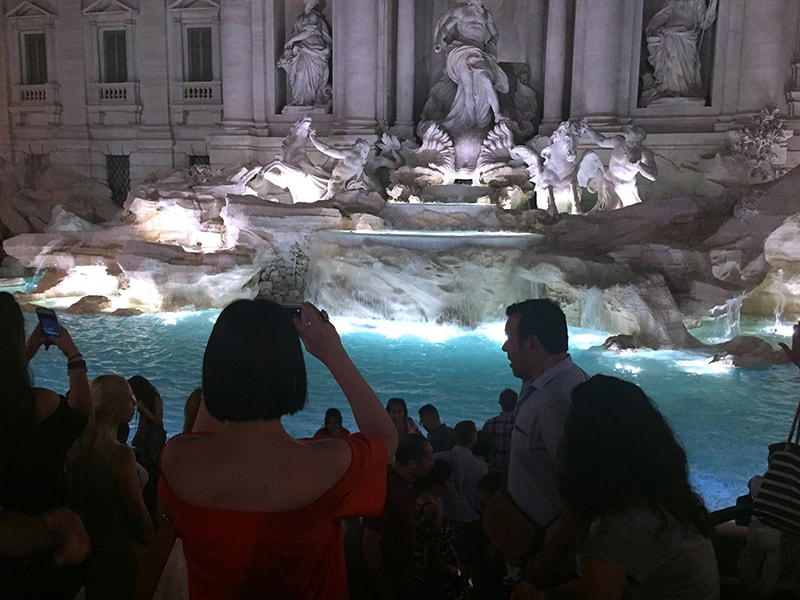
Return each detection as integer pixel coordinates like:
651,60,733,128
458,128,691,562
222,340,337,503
36,306,61,337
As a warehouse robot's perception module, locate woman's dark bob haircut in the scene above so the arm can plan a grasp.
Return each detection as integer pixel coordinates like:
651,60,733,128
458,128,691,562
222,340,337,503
203,299,307,421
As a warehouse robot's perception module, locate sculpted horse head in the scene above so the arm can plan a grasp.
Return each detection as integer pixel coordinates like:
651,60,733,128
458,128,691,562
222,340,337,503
280,117,314,168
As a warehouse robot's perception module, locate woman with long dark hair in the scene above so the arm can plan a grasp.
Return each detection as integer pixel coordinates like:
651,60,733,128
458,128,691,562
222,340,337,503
386,396,420,440
0,292,92,598
514,375,719,599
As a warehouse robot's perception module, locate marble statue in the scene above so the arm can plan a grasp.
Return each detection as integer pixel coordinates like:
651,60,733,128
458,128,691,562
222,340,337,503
640,0,718,106
432,0,509,132
510,119,597,215
236,117,327,202
277,0,332,109
308,133,372,200
581,124,657,210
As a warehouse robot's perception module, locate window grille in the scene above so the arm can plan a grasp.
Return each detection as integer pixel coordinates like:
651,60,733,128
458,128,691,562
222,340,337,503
189,155,210,166
106,155,130,206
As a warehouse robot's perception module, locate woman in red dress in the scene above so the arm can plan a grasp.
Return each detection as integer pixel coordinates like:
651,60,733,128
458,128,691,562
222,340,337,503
159,300,397,599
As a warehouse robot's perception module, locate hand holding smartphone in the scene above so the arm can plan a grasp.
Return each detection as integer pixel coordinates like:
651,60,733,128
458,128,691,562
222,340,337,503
36,306,61,338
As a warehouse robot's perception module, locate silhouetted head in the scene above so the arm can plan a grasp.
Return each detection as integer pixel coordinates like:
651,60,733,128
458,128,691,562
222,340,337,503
91,374,135,428
505,299,568,354
128,375,159,415
561,374,710,537
386,397,409,423
498,388,518,412
454,420,477,447
412,458,454,497
0,292,34,427
418,403,442,433
394,434,434,478
203,299,307,422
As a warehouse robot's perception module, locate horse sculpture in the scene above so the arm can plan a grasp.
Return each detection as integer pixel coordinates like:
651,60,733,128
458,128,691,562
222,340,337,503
237,117,327,203
510,119,602,215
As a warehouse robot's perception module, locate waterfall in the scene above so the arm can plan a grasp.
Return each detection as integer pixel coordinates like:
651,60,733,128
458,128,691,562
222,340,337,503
708,294,745,339
773,269,786,332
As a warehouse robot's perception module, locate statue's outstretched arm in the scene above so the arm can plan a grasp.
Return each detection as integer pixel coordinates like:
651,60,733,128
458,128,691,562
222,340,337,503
309,134,345,160
581,123,617,149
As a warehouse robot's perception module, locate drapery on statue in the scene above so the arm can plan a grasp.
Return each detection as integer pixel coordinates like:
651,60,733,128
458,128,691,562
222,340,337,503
432,0,509,132
581,124,657,210
277,0,332,108
640,0,718,106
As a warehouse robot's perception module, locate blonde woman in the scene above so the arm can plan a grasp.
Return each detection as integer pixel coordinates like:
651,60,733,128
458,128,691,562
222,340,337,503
68,374,154,599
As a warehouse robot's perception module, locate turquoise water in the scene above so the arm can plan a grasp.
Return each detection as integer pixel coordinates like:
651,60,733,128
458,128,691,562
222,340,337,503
23,310,800,512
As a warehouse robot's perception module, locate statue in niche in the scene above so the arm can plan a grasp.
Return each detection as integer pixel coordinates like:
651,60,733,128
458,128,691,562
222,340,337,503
412,1,538,186
581,124,657,210
640,0,718,106
277,0,332,110
431,0,509,132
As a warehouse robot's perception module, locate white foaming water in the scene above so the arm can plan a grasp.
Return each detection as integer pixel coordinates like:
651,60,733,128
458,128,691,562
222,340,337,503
23,311,800,512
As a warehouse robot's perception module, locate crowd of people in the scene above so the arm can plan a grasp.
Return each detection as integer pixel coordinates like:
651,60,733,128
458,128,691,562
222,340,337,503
2,289,799,599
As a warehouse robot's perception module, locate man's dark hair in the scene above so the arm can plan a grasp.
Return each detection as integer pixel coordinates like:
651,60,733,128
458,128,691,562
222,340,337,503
394,434,430,466
506,298,568,354
454,420,477,446
498,388,518,411
418,403,439,418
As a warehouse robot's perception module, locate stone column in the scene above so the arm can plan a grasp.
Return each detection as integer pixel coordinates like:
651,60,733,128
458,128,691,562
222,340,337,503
220,0,254,128
541,1,569,130
332,0,379,134
738,0,788,111
572,0,625,122
394,0,416,137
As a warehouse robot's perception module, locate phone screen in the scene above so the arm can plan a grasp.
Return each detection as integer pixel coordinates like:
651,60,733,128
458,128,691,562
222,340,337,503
36,307,61,337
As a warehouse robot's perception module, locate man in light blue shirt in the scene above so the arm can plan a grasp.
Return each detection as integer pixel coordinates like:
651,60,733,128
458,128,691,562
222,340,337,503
502,298,588,580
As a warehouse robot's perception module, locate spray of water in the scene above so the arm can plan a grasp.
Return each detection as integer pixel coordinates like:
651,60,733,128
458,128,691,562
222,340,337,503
773,269,786,332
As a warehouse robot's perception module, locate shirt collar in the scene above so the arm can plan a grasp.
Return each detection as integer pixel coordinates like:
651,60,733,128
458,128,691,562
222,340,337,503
526,354,575,391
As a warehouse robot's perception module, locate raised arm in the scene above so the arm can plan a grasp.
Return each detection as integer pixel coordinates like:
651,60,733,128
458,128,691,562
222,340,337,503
27,323,92,422
779,320,800,370
581,122,618,149
309,132,346,160
295,301,398,458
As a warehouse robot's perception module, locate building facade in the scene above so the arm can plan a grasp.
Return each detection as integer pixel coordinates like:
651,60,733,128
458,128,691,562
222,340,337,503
2,0,800,201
